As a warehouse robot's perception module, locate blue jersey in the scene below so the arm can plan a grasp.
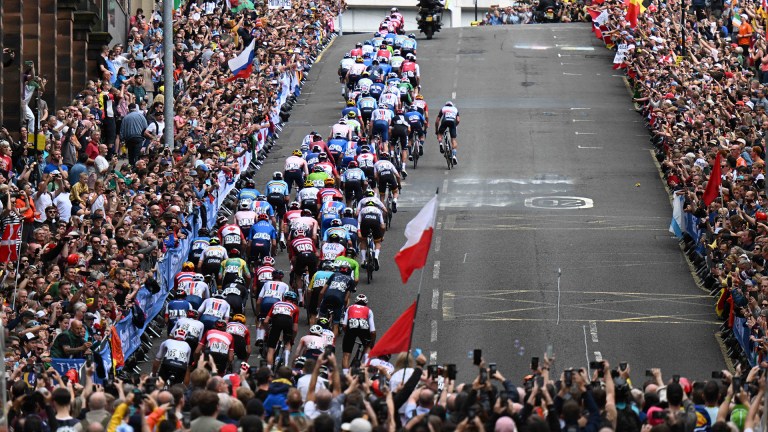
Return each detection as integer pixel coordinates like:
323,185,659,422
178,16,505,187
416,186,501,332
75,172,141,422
401,38,417,50
266,180,289,196
405,110,426,127
384,33,397,43
328,138,348,157
379,64,393,77
358,97,377,111
370,83,385,99
253,201,275,217
166,299,191,329
341,107,360,118
305,151,320,168
371,37,384,48
320,201,345,220
248,221,277,243
341,216,359,238
342,167,367,182
363,57,373,67
239,188,261,201
323,226,349,243
189,237,210,261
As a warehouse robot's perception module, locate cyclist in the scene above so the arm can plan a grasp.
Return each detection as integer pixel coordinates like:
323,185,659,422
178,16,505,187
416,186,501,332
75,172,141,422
255,269,289,345
324,218,350,247
357,92,377,131
227,314,251,362
390,49,405,74
341,99,360,119
239,180,261,203
198,293,231,331
341,294,377,369
295,325,326,360
184,274,209,310
341,208,360,246
315,153,340,185
220,249,250,289
317,178,341,204
319,194,345,237
335,248,360,283
264,291,300,367
248,213,277,265
346,57,367,94
404,104,427,159
284,201,303,231
380,88,401,114
435,100,460,165
290,209,320,244
327,134,348,172
218,218,246,255
356,145,378,189
401,34,417,57
175,262,197,291
234,200,257,234
358,201,386,271
165,289,192,335
266,172,289,247
339,54,355,95
346,111,363,138
197,238,228,285
370,104,394,145
221,275,248,315
196,319,234,374
411,94,429,119
401,54,420,90
342,161,367,207
298,179,321,216
255,256,276,290
374,153,402,212
284,149,309,194
356,74,374,99
153,329,192,385
253,195,276,226
321,233,347,261
390,106,411,178
171,310,205,353
289,229,319,293
319,261,356,336
308,261,336,325
188,228,211,264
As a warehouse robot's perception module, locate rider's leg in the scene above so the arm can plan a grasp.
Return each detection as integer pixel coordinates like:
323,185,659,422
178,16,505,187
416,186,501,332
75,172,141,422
267,347,275,365
283,343,292,366
358,236,367,261
342,352,351,369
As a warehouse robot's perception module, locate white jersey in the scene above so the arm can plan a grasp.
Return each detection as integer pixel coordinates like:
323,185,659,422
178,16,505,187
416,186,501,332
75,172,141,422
340,58,355,70
258,280,290,300
235,210,258,229
348,63,367,75
374,160,397,174
321,328,335,347
197,298,231,320
171,317,205,341
156,339,192,366
331,123,352,139
362,45,375,55
357,196,385,213
371,108,393,123
358,78,373,93
298,187,320,202
379,92,400,108
186,280,210,298
301,334,325,352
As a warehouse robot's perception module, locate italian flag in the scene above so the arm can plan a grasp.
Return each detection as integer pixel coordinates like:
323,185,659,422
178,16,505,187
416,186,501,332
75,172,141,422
394,195,438,283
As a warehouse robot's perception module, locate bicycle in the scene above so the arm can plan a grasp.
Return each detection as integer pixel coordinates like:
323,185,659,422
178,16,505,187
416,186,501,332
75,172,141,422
383,185,394,230
349,339,366,368
409,130,422,169
364,234,375,284
442,129,453,170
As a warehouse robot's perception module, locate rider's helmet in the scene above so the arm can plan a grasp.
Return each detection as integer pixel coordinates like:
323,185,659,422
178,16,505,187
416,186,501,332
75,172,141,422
192,274,205,282
346,247,358,258
283,291,298,303
321,260,337,271
348,161,358,168
182,261,195,271
409,33,416,39
343,207,354,217
331,219,342,227
356,42,363,48
366,201,377,207
338,261,352,275
364,189,375,198
318,316,331,329
304,179,314,187
313,165,325,172
173,328,187,340
391,7,398,12
245,180,256,188
355,294,368,305
395,106,404,114
239,200,251,210
229,248,240,257
406,54,416,60
217,215,228,226
415,94,424,100
212,293,225,300
262,256,275,266
198,227,210,237
187,310,199,319
360,145,371,153
289,201,301,210
310,325,323,336
394,49,401,56
273,269,285,279
355,56,364,63
293,149,304,157
344,53,351,59
347,111,357,119
232,314,247,324
233,276,245,285
295,229,306,238
445,101,454,107
209,237,220,245
257,213,269,221
301,209,313,217
257,195,267,202
273,171,283,180
346,99,355,107
328,233,341,243
379,153,389,160
214,319,227,330
174,288,187,299
324,178,336,187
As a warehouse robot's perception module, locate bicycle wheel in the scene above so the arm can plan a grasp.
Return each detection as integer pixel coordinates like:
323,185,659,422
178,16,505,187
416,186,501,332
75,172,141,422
443,132,453,170
366,236,374,283
412,138,420,169
250,286,259,317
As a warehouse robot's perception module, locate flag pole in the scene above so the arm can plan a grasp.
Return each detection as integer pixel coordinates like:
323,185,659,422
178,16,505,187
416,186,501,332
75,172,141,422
11,220,22,311
405,188,439,366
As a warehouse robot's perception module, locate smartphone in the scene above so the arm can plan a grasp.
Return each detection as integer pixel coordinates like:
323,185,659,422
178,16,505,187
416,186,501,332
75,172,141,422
712,371,724,379
564,370,573,387
673,374,680,384
427,365,438,379
589,361,604,370
473,349,482,366
733,376,742,394
182,413,191,429
447,364,457,380
646,370,654,377
324,345,334,358
546,344,553,359
619,362,627,372
273,405,282,417
479,368,487,384
531,357,539,370
489,363,497,376
651,410,666,420
499,391,508,405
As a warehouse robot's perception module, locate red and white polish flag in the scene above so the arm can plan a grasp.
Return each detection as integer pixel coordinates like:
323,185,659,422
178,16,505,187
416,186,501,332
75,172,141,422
394,195,438,283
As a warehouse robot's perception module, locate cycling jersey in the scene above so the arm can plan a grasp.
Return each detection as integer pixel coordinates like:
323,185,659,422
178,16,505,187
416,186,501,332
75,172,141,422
438,105,459,122
315,161,339,179
165,299,191,331
379,93,400,110
410,99,428,115
156,339,192,370
334,255,360,281
218,225,245,251
174,271,196,290
171,317,205,344
359,206,385,239
239,188,262,201
198,298,231,321
258,280,290,318
290,236,317,258
390,56,405,71
342,304,376,331
266,180,289,198
405,110,426,129
188,237,210,263
203,329,234,355
328,138,348,162
340,216,360,242
266,301,299,349
371,108,394,124
290,216,319,238
226,321,251,359
356,152,377,171
220,258,249,280
199,245,228,270
253,201,275,218
256,264,275,286
298,334,325,358
321,243,346,261
375,160,398,178
343,167,367,183
234,210,258,233
248,220,276,245
284,155,309,174
357,196,386,213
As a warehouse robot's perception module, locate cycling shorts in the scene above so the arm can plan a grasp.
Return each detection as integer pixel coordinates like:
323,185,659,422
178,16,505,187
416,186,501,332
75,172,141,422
226,296,244,316
372,121,389,142
260,298,279,320
378,173,398,193
319,294,345,324
250,243,272,263
360,218,384,241
342,328,372,353
268,195,287,217
185,337,200,353
294,252,318,276
301,199,319,216
268,315,295,349
344,180,364,201
284,170,304,193
158,363,188,384
438,120,458,139
232,336,249,360
209,352,229,374
200,262,222,278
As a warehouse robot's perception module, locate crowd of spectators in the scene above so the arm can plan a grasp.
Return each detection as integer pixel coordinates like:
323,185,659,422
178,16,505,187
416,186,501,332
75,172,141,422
0,0,339,401
478,2,589,25
10,348,767,432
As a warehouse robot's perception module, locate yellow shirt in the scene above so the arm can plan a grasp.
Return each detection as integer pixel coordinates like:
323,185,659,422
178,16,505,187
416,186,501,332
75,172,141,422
71,182,89,204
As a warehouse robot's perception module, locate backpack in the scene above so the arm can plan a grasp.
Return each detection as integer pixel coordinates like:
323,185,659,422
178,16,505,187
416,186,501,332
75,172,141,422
131,301,146,329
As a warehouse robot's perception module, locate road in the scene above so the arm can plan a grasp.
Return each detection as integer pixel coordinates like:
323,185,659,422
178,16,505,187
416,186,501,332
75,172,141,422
248,24,726,383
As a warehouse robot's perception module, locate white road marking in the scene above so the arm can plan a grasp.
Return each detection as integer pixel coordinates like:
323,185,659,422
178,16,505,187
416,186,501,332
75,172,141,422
558,53,575,57
514,44,552,50
434,236,441,252
594,351,603,361
589,320,599,342
433,261,441,279
559,46,595,51
524,196,595,209
563,72,582,76
463,253,468,263
560,62,579,65
572,119,594,122
451,91,456,99
430,351,438,363
570,107,591,110
432,287,439,310
583,325,590,369
442,179,449,194
575,131,596,135
556,268,562,325
431,320,438,342
577,146,603,149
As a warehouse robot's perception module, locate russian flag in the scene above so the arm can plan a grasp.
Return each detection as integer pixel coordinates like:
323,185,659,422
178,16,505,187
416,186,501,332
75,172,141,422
394,195,438,283
226,39,257,82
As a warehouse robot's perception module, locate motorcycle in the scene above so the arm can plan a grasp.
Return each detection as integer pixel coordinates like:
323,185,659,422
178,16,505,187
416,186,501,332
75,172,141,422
533,1,562,22
417,8,443,39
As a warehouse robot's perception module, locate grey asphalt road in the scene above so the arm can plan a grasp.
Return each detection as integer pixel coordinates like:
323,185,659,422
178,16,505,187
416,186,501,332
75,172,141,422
233,24,726,383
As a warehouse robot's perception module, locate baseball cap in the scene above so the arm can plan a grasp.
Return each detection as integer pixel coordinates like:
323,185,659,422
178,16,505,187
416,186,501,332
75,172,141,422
730,405,748,431
647,407,666,426
344,419,372,432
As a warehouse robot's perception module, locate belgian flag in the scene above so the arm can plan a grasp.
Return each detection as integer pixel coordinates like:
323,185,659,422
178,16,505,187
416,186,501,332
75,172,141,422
626,0,652,28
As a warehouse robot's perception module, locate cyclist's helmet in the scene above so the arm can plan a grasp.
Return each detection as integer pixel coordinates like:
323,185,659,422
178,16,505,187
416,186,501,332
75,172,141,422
394,49,401,55
356,42,363,48
175,288,187,299
321,260,336,271
352,135,360,142
229,248,240,257
217,215,228,226
239,200,251,210
338,262,352,275
198,227,210,237
346,247,358,258
257,213,269,221
174,328,187,340
273,171,283,180
292,149,303,156
355,56,364,63
232,314,247,324
344,53,351,59
415,94,424,100
364,189,375,198
294,356,307,369
310,325,323,336
409,33,416,38
295,228,306,237
283,291,298,303
187,310,199,319
395,106,404,114
318,316,331,329
262,256,275,266
273,269,285,279
213,293,225,300
331,218,342,227
301,209,313,216
192,274,205,282
445,101,454,107
214,319,227,330
182,261,195,271
387,72,398,79
304,180,314,187
245,180,256,188
257,195,267,201
314,166,326,173
343,207,354,217
379,153,389,160
348,161,358,168
324,178,335,187
391,7,398,12
329,233,341,243
347,111,357,119
355,294,368,305
209,238,220,245
289,201,301,210
233,276,245,285
361,145,371,153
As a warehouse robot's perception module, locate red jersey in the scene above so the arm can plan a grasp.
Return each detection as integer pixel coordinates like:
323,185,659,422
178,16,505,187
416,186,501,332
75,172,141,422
218,224,244,247
256,265,275,284
356,152,377,169
174,271,196,289
226,322,251,345
350,48,363,57
411,99,428,113
290,236,316,259
315,161,338,178
268,301,300,323
285,209,302,224
376,49,391,59
321,243,346,260
317,187,342,203
203,329,234,354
